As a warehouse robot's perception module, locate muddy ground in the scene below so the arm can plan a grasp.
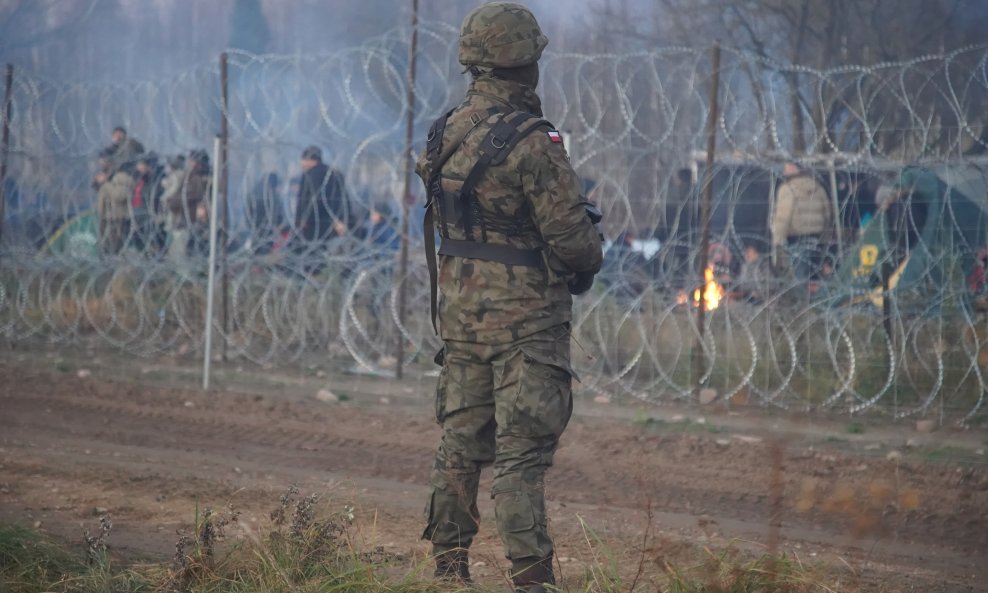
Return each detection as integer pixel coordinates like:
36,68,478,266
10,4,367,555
1,354,987,592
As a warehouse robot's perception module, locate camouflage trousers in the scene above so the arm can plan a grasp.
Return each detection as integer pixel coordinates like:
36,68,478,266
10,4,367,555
422,323,574,563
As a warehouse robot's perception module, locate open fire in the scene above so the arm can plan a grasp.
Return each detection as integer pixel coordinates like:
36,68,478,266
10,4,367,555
675,266,725,309
695,265,725,310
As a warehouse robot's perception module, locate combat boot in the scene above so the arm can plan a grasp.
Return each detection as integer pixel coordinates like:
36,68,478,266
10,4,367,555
511,556,554,593
433,549,472,583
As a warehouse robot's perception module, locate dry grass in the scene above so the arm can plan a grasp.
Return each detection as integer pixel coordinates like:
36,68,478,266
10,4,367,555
0,482,853,593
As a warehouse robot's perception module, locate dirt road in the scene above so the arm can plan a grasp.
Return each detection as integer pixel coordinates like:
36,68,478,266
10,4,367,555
1,360,986,591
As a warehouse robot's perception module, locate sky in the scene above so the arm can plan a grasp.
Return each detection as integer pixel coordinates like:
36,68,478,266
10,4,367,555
0,0,646,82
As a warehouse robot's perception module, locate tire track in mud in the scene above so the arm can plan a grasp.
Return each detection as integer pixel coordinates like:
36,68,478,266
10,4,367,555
1,391,433,482
1,370,986,577
555,434,988,555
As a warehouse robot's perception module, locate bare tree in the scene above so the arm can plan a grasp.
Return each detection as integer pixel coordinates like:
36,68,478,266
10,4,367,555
0,0,100,54
588,0,988,158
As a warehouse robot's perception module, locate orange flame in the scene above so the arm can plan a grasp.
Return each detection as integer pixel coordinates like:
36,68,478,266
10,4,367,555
694,266,725,310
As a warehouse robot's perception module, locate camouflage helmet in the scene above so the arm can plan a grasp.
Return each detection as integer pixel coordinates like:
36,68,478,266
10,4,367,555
458,2,548,69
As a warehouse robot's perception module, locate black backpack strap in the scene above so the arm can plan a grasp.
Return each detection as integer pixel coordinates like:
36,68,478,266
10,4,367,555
422,106,501,334
458,112,552,240
423,110,453,335
425,109,454,236
423,108,551,335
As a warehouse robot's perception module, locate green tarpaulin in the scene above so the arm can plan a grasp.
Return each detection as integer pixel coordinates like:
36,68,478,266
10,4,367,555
832,164,988,306
40,211,100,258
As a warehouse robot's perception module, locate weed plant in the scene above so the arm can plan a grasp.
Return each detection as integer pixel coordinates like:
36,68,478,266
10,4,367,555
0,486,860,593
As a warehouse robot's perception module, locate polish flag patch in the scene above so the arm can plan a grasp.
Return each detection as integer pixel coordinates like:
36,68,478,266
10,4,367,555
547,130,563,143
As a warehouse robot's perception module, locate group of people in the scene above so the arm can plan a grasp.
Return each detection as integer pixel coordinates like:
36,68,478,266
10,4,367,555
91,129,398,266
92,127,216,261
597,160,839,304
703,163,839,303
81,4,887,593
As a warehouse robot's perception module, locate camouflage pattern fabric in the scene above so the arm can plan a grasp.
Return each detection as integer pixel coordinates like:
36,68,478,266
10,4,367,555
415,75,602,344
458,2,548,69
422,324,574,561
416,71,603,566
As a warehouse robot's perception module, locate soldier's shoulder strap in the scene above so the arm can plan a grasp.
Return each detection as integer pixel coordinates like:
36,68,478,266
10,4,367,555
424,106,504,181
422,106,501,334
423,109,454,335
460,111,554,191
422,108,552,335
457,111,553,239
424,109,454,172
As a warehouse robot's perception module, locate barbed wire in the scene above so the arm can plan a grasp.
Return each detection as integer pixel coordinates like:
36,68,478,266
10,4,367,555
2,21,988,423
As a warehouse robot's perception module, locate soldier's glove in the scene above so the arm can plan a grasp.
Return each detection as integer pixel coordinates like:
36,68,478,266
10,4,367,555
568,202,604,295
568,271,595,295
585,201,604,241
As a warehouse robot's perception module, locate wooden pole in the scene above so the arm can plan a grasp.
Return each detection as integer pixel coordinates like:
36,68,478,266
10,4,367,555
219,52,230,360
826,159,842,256
395,0,419,380
692,43,721,402
0,64,13,248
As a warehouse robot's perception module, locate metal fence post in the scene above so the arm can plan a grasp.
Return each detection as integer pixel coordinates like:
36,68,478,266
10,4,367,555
395,0,419,380
0,64,13,248
203,136,223,390
219,52,230,361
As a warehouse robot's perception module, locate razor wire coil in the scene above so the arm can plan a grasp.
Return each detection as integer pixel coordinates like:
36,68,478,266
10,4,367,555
3,22,988,422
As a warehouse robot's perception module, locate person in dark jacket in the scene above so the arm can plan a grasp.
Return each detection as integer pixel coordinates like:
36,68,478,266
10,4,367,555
295,146,352,244
166,149,211,261
108,126,145,174
247,172,286,254
365,202,400,253
133,152,167,255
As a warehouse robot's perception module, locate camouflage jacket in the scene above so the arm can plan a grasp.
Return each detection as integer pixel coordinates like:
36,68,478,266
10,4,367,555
416,75,603,344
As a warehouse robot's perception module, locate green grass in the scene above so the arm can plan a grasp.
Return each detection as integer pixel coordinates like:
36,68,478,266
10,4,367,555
0,488,843,593
0,523,79,592
921,445,969,462
846,421,865,434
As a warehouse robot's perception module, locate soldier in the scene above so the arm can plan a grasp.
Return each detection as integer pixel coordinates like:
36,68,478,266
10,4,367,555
416,3,603,592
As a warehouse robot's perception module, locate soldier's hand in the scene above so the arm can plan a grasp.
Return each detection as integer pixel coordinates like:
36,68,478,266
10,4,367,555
568,270,596,295
584,202,604,241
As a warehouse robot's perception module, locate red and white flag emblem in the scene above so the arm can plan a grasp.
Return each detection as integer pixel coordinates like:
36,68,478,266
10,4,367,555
547,130,563,143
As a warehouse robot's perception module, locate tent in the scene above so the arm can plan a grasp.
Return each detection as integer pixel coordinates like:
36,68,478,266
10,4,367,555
832,164,988,306
40,211,100,258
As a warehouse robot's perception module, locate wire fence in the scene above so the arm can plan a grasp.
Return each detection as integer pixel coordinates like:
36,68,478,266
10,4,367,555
2,21,988,423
